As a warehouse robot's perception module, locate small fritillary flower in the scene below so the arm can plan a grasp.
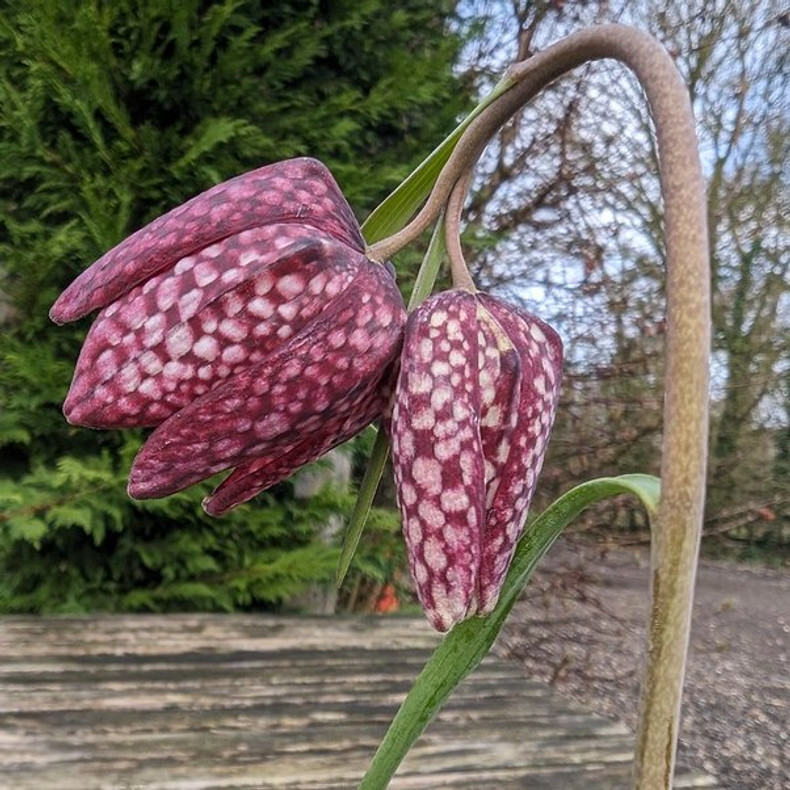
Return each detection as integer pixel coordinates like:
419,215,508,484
51,158,406,514
390,289,563,631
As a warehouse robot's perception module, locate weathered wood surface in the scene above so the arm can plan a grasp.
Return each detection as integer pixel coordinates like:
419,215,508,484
0,615,718,789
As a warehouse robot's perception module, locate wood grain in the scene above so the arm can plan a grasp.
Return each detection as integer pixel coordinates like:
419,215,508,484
0,615,717,789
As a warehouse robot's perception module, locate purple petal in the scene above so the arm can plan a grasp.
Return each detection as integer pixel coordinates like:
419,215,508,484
64,230,361,428
50,158,364,323
391,291,485,632
473,301,522,613
128,260,405,500
475,294,563,614
203,382,388,515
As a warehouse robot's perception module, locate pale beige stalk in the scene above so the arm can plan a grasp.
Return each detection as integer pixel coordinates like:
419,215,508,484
444,168,477,292
371,24,710,790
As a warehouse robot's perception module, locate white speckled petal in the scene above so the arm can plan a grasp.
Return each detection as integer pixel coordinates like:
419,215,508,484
63,230,358,429
473,303,522,613
475,294,563,615
203,377,390,515
128,260,405,500
391,291,485,632
391,289,563,632
50,158,364,323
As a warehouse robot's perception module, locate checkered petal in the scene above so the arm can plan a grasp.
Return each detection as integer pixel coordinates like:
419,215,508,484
52,158,407,514
391,289,563,631
203,379,390,515
391,291,486,631
475,294,563,614
64,231,360,428
50,158,364,324
127,259,405,501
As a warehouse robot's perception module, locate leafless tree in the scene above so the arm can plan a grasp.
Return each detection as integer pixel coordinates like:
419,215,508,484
458,0,789,544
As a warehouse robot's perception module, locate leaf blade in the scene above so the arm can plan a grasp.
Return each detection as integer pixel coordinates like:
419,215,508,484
358,474,661,789
336,427,390,586
361,76,513,244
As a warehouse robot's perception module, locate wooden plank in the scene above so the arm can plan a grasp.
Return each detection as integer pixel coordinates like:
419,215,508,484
0,615,718,789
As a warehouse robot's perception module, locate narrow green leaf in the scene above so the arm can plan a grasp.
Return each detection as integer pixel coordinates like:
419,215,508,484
361,76,513,244
358,474,660,789
337,427,390,586
337,223,449,587
407,218,447,310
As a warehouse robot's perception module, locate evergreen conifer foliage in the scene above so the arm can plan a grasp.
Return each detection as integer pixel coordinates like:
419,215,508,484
0,0,467,612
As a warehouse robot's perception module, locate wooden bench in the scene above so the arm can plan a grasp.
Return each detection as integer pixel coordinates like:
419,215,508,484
0,615,718,789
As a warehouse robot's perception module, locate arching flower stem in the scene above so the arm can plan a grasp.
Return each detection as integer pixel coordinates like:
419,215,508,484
371,23,710,790
444,168,477,293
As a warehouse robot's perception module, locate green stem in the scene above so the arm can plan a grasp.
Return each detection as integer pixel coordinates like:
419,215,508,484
359,475,661,790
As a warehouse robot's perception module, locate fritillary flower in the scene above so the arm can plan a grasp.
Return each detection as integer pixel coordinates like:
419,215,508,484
390,289,563,630
51,158,406,514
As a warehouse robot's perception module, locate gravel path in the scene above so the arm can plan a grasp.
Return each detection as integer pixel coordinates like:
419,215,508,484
500,538,789,790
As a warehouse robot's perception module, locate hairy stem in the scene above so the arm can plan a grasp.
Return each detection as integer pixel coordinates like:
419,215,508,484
375,24,710,789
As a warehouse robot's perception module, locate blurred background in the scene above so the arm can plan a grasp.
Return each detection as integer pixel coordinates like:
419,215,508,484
0,0,787,615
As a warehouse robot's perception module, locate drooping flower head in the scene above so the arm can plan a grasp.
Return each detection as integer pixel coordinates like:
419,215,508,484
51,158,406,514
390,289,563,631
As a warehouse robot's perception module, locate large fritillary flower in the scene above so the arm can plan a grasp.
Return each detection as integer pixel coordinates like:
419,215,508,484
51,158,405,514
